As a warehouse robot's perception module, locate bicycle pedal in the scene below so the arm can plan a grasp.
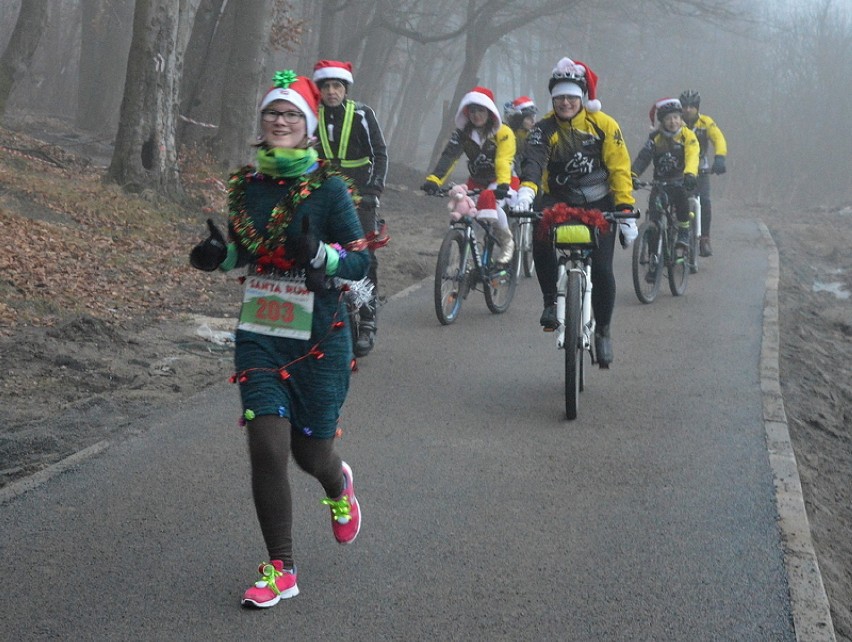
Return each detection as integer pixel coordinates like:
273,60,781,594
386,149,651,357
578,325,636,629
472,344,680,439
542,327,556,333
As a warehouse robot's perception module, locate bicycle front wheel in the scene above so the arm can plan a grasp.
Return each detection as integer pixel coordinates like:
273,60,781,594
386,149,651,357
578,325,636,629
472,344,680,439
688,219,699,275
632,221,662,304
564,270,583,420
434,228,469,325
667,223,689,296
521,220,535,277
483,234,518,314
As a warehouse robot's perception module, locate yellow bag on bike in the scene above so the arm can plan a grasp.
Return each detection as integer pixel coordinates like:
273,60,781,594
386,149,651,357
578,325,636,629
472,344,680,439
553,223,599,249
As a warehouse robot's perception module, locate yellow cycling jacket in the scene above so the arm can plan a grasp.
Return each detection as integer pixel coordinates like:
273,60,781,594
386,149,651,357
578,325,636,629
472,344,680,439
631,126,699,181
520,109,634,207
685,113,727,170
426,123,516,188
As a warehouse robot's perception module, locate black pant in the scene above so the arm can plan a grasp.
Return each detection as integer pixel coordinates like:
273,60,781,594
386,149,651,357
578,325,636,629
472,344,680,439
533,195,618,328
697,172,712,237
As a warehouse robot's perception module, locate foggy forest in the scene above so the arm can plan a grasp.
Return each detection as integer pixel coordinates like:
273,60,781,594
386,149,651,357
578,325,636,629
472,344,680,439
1,0,850,206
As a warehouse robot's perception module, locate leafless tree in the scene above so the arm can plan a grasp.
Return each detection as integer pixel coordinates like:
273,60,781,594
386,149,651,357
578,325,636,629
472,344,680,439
107,0,202,198
0,0,48,116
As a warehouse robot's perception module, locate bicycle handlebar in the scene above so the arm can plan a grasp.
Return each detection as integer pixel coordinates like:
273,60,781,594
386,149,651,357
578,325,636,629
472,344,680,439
507,209,640,221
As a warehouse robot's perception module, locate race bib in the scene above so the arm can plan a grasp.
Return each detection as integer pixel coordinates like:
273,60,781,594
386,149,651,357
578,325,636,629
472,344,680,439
238,275,314,339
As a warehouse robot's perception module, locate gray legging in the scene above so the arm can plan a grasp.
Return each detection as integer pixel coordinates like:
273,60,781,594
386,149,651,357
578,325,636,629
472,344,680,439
247,415,344,568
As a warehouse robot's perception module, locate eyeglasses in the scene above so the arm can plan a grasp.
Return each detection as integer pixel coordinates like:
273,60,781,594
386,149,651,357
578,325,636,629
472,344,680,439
261,109,305,124
553,95,582,103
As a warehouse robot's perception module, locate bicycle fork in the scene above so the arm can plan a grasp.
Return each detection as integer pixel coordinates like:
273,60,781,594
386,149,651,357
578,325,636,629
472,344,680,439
555,261,593,350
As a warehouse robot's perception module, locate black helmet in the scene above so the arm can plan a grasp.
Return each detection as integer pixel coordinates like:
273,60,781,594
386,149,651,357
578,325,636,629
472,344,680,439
679,89,700,108
652,98,683,124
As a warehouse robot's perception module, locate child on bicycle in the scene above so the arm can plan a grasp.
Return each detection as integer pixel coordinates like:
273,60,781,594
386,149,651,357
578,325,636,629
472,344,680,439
631,97,699,249
503,96,538,174
421,86,517,264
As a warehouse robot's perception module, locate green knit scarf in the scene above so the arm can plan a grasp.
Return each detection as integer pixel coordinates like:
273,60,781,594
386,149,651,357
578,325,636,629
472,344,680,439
256,146,319,178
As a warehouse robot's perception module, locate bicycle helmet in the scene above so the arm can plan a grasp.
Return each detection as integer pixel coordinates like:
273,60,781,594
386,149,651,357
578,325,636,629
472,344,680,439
679,89,700,108
650,97,682,124
548,57,601,111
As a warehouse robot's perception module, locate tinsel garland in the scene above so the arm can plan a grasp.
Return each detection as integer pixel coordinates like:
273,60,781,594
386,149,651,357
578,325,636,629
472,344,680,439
535,203,610,242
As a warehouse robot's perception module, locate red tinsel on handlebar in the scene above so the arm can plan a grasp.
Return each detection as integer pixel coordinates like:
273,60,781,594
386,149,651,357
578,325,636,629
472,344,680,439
535,203,609,241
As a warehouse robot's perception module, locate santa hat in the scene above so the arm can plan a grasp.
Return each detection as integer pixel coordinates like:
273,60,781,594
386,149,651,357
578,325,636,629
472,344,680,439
474,189,499,221
649,97,682,125
455,86,502,134
312,59,354,86
511,96,536,112
260,70,320,135
549,57,601,112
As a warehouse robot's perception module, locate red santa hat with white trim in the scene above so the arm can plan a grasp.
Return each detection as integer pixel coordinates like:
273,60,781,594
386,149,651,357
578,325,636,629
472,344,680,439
454,86,502,134
511,96,536,112
649,97,683,125
549,57,601,112
312,59,354,86
260,70,320,135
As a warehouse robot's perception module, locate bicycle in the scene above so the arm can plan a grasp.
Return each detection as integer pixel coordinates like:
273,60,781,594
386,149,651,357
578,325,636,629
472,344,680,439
631,179,690,304
431,187,519,325
512,205,638,420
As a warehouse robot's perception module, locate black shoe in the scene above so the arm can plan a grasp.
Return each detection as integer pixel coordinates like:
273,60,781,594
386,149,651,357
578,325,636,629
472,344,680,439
594,325,613,368
699,237,713,257
645,268,658,283
539,304,557,330
354,321,376,357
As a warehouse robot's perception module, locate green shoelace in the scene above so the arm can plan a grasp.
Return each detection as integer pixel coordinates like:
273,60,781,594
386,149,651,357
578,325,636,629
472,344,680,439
321,495,352,524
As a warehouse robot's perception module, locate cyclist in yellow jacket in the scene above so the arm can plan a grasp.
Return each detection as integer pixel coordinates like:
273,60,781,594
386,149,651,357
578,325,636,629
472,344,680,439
679,89,727,257
631,97,700,250
421,86,517,264
515,57,635,367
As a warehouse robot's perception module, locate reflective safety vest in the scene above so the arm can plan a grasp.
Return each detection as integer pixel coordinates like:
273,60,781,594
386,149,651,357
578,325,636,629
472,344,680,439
318,100,371,169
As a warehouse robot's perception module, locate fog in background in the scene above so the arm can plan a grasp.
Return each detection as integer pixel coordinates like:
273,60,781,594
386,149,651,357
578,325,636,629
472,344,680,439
1,0,850,206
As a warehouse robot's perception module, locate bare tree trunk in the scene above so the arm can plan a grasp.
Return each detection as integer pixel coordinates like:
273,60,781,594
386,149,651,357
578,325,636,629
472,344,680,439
77,0,134,134
0,0,49,116
107,0,202,199
213,0,271,168
176,0,228,146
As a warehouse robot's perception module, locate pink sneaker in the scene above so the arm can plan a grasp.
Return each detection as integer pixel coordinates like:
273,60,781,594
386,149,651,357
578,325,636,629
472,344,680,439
321,461,361,544
241,560,298,608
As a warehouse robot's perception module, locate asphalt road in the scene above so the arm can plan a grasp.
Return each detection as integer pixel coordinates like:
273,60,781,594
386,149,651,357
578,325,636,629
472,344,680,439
0,217,799,640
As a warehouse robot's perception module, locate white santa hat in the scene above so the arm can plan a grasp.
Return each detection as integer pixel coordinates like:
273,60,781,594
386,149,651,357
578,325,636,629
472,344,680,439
312,59,354,86
511,96,536,112
474,189,499,221
260,71,320,135
549,57,601,112
649,97,683,125
454,86,502,135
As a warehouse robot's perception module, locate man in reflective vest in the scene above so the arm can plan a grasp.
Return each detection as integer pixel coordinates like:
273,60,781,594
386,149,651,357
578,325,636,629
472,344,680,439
313,60,389,357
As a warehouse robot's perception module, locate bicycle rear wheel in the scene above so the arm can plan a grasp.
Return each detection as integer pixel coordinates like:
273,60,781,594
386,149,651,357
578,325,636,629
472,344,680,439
483,234,518,313
564,270,583,420
632,221,662,304
434,228,469,325
667,221,689,296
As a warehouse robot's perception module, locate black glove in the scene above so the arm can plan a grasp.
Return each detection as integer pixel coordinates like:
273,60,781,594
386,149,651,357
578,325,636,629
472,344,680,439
421,181,439,195
285,225,328,292
189,219,227,271
683,174,697,192
712,155,726,175
360,193,380,209
493,183,510,200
